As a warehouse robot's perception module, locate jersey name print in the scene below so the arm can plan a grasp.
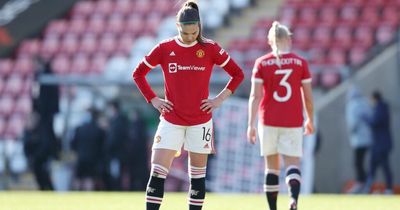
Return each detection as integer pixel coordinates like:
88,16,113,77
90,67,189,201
261,57,302,66
144,37,230,126
252,53,312,127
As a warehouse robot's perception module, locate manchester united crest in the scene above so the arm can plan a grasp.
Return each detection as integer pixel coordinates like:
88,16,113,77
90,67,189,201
155,135,161,143
196,49,205,58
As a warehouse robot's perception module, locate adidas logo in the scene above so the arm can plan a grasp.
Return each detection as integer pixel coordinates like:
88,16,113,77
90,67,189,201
169,51,176,56
203,143,209,149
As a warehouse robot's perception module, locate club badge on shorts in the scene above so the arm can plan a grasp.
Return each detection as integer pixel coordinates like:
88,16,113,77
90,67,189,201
155,135,161,143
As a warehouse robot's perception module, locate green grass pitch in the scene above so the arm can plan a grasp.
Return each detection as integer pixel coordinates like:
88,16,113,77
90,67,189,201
1,192,399,210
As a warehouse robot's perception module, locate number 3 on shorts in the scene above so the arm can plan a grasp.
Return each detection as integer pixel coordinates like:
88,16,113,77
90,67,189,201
273,69,293,102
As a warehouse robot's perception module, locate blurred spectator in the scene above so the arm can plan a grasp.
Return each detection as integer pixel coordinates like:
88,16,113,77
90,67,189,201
32,57,61,159
104,100,128,190
363,90,393,194
345,86,372,193
71,108,106,191
32,57,60,123
22,112,55,190
123,109,149,191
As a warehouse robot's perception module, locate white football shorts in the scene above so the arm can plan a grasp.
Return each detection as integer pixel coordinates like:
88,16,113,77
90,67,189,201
153,118,214,154
258,124,303,157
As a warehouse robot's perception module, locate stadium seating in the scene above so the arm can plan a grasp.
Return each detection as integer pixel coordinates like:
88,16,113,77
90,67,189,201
227,0,400,89
0,117,4,137
0,77,4,95
17,39,41,58
3,74,26,98
0,59,13,78
4,114,25,140
0,0,252,141
0,96,14,119
13,57,33,77
376,22,397,45
2,0,397,142
52,54,71,75
14,95,32,116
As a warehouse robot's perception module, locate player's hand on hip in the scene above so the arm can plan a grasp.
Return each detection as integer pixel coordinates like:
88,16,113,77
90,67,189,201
304,119,314,135
247,126,257,144
200,97,223,114
151,97,174,113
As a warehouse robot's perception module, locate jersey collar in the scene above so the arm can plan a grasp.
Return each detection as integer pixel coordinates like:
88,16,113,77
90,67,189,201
174,36,198,48
277,49,291,55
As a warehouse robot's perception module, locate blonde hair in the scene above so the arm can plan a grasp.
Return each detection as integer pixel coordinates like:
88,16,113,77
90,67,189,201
267,21,292,67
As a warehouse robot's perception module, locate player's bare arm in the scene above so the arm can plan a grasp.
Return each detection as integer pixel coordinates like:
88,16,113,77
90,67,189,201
200,88,232,114
302,82,314,135
247,81,263,144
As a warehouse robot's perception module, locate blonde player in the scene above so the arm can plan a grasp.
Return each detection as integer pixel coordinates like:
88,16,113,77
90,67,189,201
247,21,314,210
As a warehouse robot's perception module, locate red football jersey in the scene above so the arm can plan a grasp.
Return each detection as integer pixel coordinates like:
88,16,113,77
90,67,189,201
135,36,242,126
252,52,312,127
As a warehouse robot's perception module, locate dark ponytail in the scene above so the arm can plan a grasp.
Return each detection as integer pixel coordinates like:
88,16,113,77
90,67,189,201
185,1,199,11
177,0,204,44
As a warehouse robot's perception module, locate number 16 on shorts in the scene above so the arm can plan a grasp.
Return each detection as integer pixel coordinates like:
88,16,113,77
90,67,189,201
153,118,214,154
186,119,213,154
202,127,211,142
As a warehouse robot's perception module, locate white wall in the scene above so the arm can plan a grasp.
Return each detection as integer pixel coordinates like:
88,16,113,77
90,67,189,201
315,44,400,193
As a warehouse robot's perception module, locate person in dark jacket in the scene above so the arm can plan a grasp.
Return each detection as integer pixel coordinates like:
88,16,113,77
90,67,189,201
104,101,129,190
71,108,106,191
125,109,149,191
32,57,61,160
345,86,372,193
32,58,59,122
363,90,393,194
22,112,54,190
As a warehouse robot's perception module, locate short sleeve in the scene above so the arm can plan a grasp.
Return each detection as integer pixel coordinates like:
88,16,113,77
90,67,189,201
213,43,230,67
251,59,263,83
301,60,312,84
144,44,162,68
